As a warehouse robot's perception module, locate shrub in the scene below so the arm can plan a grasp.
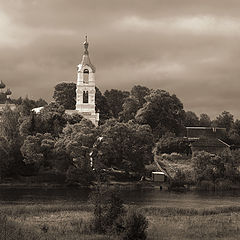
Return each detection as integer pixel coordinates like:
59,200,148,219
90,188,125,234
155,133,190,155
170,152,182,160
169,170,186,190
193,150,239,187
120,210,148,240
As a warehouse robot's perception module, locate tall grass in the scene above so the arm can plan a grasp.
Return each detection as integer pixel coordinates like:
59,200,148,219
140,206,240,217
1,203,240,240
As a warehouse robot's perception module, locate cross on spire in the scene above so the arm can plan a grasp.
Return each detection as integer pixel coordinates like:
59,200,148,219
83,35,89,54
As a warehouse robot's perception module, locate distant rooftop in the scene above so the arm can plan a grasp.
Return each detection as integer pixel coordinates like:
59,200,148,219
32,106,44,113
186,127,226,130
186,126,226,139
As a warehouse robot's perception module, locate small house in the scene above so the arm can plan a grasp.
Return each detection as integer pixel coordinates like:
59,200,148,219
152,172,165,182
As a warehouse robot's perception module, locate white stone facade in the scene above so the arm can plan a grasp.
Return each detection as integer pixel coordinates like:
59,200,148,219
75,37,99,126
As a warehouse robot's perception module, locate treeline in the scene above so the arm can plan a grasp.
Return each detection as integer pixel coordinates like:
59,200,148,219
1,83,240,185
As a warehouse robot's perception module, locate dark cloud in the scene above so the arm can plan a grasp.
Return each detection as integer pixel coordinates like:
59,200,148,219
1,0,240,119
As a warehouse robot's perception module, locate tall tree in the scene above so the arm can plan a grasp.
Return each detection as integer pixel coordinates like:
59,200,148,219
0,106,23,177
130,85,150,107
21,133,55,170
183,111,199,127
135,89,185,138
96,120,154,174
54,118,97,170
18,97,47,116
53,82,76,109
104,89,130,118
19,102,67,137
95,87,112,123
199,113,211,127
119,97,140,122
228,119,240,145
215,111,234,131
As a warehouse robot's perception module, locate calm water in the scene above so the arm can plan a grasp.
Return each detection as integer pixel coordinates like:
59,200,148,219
1,187,240,209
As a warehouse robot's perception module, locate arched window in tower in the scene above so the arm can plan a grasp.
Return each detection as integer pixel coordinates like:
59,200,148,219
83,69,89,83
83,91,88,103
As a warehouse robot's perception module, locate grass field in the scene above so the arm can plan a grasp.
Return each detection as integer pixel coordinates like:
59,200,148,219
0,202,240,240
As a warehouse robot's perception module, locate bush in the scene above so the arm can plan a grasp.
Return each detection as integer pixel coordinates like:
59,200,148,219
155,133,191,155
89,188,148,240
169,170,186,190
120,210,148,240
193,150,239,187
170,152,182,160
90,188,125,234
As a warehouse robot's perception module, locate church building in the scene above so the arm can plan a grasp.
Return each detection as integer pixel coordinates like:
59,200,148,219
66,36,99,126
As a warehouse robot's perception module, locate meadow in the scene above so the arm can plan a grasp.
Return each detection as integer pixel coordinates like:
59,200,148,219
1,201,240,240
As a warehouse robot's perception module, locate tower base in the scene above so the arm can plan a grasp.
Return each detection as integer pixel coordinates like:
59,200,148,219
65,109,99,126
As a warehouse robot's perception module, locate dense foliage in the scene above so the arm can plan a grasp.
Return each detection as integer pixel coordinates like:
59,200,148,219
1,83,240,188
135,89,185,138
95,119,154,174
155,133,191,155
193,150,239,190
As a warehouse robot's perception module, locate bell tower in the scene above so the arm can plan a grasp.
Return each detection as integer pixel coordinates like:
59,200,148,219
76,36,99,126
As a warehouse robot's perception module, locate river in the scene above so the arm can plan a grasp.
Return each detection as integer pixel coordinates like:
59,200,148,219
1,187,240,209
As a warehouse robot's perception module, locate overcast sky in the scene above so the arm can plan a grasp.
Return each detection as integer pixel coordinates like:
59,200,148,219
1,0,240,119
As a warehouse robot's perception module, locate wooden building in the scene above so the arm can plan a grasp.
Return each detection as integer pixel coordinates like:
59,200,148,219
152,172,166,182
186,127,230,155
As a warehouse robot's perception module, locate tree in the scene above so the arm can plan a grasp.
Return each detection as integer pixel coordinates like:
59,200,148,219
229,119,240,145
215,111,234,131
193,150,238,185
95,87,112,123
0,136,11,179
0,106,23,177
130,85,150,107
18,97,47,116
104,89,130,118
53,82,76,109
199,113,211,127
96,120,154,174
183,111,199,127
54,118,97,181
19,102,67,137
21,133,55,170
135,89,185,138
119,97,140,122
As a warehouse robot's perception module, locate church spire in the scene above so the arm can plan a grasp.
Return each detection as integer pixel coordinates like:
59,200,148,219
83,35,89,54
79,35,95,72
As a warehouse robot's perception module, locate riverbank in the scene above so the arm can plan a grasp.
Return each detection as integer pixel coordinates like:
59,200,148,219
0,180,161,190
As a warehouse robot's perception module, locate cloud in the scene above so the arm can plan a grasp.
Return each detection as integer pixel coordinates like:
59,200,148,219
1,0,240,119
117,15,240,36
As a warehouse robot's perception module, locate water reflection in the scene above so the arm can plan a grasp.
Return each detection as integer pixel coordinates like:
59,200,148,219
0,187,240,208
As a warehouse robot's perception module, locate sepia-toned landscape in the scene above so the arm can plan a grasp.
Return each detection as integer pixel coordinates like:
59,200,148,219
1,1,240,239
